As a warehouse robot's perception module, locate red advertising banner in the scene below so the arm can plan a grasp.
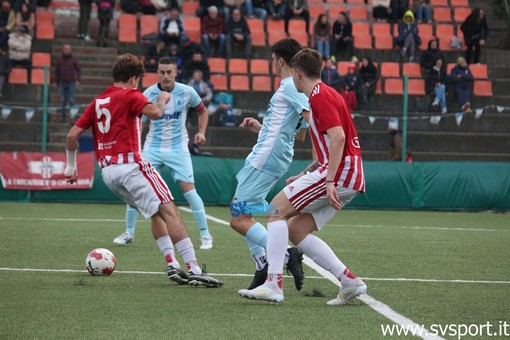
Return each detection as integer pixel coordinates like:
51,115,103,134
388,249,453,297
0,152,95,190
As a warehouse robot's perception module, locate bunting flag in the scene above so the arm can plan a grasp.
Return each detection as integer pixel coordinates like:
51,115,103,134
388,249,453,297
70,106,79,119
475,109,483,119
497,106,505,113
388,117,399,130
1,106,12,119
430,115,441,124
25,108,35,122
455,112,464,126
368,116,376,124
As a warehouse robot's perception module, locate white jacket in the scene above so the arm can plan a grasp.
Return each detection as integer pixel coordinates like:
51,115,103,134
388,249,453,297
8,32,32,61
372,0,390,7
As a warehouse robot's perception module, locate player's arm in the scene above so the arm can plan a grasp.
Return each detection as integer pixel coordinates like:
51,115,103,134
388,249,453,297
286,159,321,185
194,104,208,145
325,126,345,210
65,125,86,184
142,91,171,119
239,117,262,133
294,128,307,143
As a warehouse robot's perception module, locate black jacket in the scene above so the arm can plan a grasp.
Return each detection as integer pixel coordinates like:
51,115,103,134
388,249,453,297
420,39,444,72
425,65,447,94
460,9,489,44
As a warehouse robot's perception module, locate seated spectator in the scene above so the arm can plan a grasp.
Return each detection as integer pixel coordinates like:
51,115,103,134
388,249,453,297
0,1,15,49
425,58,447,114
189,70,213,106
357,56,378,108
159,7,183,46
394,10,421,62
225,8,251,58
0,48,11,96
180,34,204,61
331,12,353,60
390,0,409,23
96,0,114,47
313,14,330,59
420,38,443,74
244,0,268,19
372,0,390,22
340,63,359,111
460,8,489,65
450,56,474,112
143,41,166,73
168,44,182,71
138,0,156,15
284,0,309,35
320,57,340,89
201,6,226,57
14,0,36,12
15,2,34,36
120,0,138,14
181,51,211,85
207,91,234,126
196,0,226,19
266,0,286,20
414,0,431,24
8,25,31,70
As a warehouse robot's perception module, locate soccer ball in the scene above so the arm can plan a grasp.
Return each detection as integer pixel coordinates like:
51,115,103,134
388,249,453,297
85,248,116,276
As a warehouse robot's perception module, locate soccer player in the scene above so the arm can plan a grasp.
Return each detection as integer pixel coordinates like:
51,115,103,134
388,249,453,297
64,54,222,287
229,38,309,290
113,57,214,250
239,48,367,304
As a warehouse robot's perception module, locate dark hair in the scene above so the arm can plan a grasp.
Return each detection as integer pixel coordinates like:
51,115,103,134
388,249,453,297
158,56,177,66
270,38,302,65
112,54,145,83
289,48,323,78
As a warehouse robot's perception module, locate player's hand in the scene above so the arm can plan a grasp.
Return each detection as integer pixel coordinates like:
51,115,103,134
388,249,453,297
194,132,206,145
326,182,341,210
239,117,261,133
64,167,78,184
286,174,302,185
157,91,171,105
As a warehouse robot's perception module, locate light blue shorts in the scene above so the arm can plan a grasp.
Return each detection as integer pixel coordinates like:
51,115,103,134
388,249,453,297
143,149,194,183
233,161,279,206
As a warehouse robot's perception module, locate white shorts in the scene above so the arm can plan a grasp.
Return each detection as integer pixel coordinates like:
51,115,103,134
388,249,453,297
284,169,359,230
101,161,173,219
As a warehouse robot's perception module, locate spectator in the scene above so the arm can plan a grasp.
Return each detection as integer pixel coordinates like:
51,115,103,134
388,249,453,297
425,58,448,114
460,8,489,65
331,12,353,60
120,0,137,13
0,1,15,49
313,14,330,59
138,0,157,14
168,44,183,72
266,0,286,20
14,0,36,12
223,0,244,18
320,57,340,89
143,41,166,73
96,0,114,47
188,70,213,107
225,8,251,58
388,127,403,161
450,56,473,112
284,0,309,35
77,0,93,40
201,6,225,57
181,51,211,85
207,91,233,126
357,56,378,108
15,2,34,36
390,0,409,23
0,48,11,96
8,25,31,70
414,0,431,24
53,44,81,122
420,38,443,74
394,10,421,62
159,7,184,46
340,63,359,111
372,0,390,22
244,0,267,19
180,34,203,61
196,0,225,19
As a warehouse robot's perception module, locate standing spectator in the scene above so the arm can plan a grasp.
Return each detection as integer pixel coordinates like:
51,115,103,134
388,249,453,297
0,1,15,49
138,0,157,14
460,8,489,65
196,0,225,19
53,44,81,122
320,57,340,89
450,56,473,112
244,0,267,19
390,0,409,23
159,7,184,46
425,58,448,114
313,14,330,59
77,0,93,40
15,2,34,36
181,51,211,85
284,0,309,35
372,0,390,22
266,0,286,20
188,70,213,106
180,34,203,61
414,0,431,24
143,41,166,73
225,8,251,58
201,6,225,57
331,12,353,60
120,0,137,13
394,10,421,62
96,0,114,47
357,56,378,108
8,25,31,70
420,38,443,74
0,48,11,96
340,62,359,111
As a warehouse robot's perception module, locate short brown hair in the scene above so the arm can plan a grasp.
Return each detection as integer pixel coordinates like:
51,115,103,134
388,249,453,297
112,54,145,83
270,38,302,65
158,57,177,66
289,48,323,78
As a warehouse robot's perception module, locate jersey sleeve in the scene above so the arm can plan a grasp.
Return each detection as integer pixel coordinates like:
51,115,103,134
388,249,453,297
75,102,95,130
285,85,309,115
128,89,151,116
187,85,204,110
312,93,342,134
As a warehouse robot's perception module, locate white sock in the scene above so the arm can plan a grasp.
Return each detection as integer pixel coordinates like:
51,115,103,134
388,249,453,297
175,238,201,274
266,220,289,289
297,234,346,278
253,251,267,271
156,236,179,268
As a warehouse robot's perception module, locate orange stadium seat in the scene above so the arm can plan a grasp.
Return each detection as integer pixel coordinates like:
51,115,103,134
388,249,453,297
375,79,382,95
36,24,55,40
407,79,425,95
247,18,266,46
473,80,492,96
372,22,391,36
353,34,372,49
210,74,228,91
247,18,264,32
183,17,201,31
447,63,456,74
417,23,434,50
252,75,272,92
208,58,226,74
267,20,284,33
118,13,137,27
454,7,471,23
31,69,50,85
346,0,365,4
450,0,469,6
118,26,137,42
402,63,421,78
337,61,351,76
140,15,159,37
32,53,51,68
352,22,370,35
433,7,452,23
327,4,347,15
381,62,400,78
35,11,53,24
384,78,403,95
309,4,326,19
349,6,367,20
250,59,270,75
182,1,199,15
288,19,308,33
142,73,159,88
430,0,448,6
268,30,287,45
374,35,393,50
9,68,28,84
185,28,201,42
228,59,248,74
470,64,488,79
230,75,250,91
274,76,281,89
291,31,309,47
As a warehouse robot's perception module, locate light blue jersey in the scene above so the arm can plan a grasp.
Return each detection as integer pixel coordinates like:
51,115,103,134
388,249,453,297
245,77,309,177
143,82,202,154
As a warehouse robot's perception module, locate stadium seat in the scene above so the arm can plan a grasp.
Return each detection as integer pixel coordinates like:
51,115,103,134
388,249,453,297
142,73,159,88
447,63,456,74
417,23,434,50
182,1,199,15
228,58,248,74
346,0,365,4
352,22,370,35
210,74,228,91
349,6,367,20
250,59,270,75
288,19,308,33
183,17,201,31
327,3,347,14
470,64,488,79
274,76,281,89
8,68,28,84
267,20,284,33
230,75,250,91
374,35,393,50
140,15,159,37
251,32,266,46
36,24,55,40
454,7,471,23
118,26,137,43
375,79,382,95
430,0,448,6
402,63,421,78
208,58,227,74
384,78,403,95
337,61,351,76
118,13,137,27
433,7,452,23
185,28,201,43
268,30,287,45
290,31,309,47
435,24,454,50
247,18,265,46
372,22,391,37
473,80,492,96
381,62,400,78
35,11,53,24
353,34,372,49
32,53,51,68
450,0,469,6
31,68,50,85
407,79,425,95
252,75,272,92
309,4,326,19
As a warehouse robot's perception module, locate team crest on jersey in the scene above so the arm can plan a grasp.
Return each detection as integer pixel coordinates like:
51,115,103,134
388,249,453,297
312,84,320,96
351,137,360,148
288,186,294,192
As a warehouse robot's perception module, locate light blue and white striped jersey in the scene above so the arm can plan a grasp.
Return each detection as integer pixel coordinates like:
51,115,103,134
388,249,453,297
143,82,202,153
246,77,309,177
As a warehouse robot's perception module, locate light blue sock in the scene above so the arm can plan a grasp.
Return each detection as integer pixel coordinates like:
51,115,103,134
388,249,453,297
183,189,210,238
125,205,139,236
244,222,268,256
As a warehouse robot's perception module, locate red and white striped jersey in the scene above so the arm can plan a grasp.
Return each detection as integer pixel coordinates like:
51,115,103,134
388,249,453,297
75,86,151,168
308,82,365,192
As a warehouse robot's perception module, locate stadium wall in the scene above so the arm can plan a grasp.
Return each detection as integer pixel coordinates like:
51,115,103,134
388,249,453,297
1,157,509,210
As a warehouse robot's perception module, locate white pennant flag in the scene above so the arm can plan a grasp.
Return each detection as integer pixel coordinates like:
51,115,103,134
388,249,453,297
368,116,376,124
1,106,12,119
25,108,35,122
497,106,505,113
70,106,79,119
475,109,483,119
430,115,441,124
455,112,464,126
388,117,399,130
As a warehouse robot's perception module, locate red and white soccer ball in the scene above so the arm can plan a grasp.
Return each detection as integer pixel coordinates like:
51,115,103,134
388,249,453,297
85,248,116,276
